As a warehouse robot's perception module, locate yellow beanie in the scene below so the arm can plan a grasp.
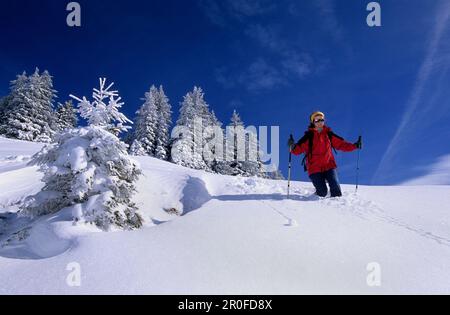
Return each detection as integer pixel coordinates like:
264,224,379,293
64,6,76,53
310,111,325,123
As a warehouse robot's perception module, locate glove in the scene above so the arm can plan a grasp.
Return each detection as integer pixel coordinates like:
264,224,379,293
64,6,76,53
287,134,295,151
354,136,362,149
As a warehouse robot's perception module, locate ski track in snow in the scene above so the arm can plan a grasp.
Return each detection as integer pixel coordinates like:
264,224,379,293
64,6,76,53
259,200,298,227
214,176,450,247
283,188,450,248
222,176,450,248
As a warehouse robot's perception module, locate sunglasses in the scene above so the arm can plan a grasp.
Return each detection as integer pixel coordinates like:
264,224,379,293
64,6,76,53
314,119,325,123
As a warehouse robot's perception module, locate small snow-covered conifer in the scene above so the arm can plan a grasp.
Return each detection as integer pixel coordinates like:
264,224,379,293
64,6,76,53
23,78,142,230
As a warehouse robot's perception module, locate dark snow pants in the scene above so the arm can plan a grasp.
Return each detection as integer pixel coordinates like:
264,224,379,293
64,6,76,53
309,168,342,197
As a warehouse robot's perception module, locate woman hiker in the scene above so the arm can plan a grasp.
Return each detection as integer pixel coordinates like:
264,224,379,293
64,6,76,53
288,111,362,198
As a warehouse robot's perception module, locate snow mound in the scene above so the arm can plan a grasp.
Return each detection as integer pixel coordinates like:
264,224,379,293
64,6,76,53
0,167,44,211
0,208,76,259
180,176,211,213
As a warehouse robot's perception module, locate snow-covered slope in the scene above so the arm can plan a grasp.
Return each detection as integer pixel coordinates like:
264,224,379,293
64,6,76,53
0,136,449,294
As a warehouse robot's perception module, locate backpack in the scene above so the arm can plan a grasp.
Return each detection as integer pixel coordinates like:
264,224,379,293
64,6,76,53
296,130,343,172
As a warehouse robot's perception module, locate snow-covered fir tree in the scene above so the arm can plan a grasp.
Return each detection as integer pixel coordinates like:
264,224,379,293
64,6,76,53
242,125,263,177
210,110,220,126
204,109,224,171
70,78,132,135
129,139,147,156
215,110,264,177
214,110,244,176
0,95,12,135
131,85,172,159
0,74,27,136
22,127,142,230
55,100,78,132
33,70,58,143
22,78,142,231
171,87,211,170
154,86,172,160
1,69,57,142
230,110,245,160
0,74,26,136
132,86,159,156
201,103,222,166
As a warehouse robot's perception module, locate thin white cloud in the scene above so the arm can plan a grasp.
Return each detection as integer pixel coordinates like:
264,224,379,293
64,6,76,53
372,1,450,184
244,24,287,53
197,0,226,27
227,0,275,18
197,0,275,26
240,58,286,91
244,23,313,79
216,58,286,91
401,154,450,186
204,1,335,92
312,0,344,42
280,51,312,78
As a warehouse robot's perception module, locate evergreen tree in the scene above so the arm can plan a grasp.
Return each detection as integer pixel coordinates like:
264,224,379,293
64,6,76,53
24,77,142,230
0,73,27,137
133,86,159,156
2,69,57,142
242,125,262,177
170,87,209,170
70,78,131,135
204,109,224,171
129,139,147,156
33,70,58,142
210,110,221,126
230,110,244,161
131,85,172,159
55,100,78,131
22,126,143,231
0,95,12,135
154,86,172,160
215,110,264,177
215,110,244,175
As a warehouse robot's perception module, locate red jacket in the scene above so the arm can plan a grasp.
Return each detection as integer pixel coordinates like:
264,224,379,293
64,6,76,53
291,126,357,175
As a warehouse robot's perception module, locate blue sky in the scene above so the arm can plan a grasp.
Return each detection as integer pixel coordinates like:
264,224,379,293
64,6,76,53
1,0,449,185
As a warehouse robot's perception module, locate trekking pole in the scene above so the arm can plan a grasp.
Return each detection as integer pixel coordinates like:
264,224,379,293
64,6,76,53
287,134,294,199
355,135,362,193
